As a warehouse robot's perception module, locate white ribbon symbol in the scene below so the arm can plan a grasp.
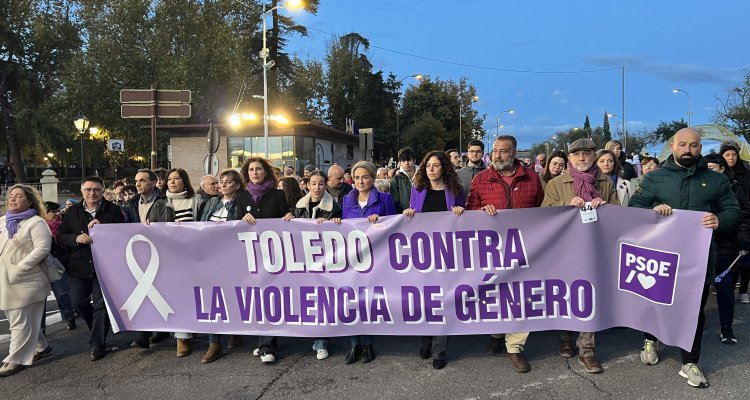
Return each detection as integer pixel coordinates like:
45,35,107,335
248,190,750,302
120,234,174,321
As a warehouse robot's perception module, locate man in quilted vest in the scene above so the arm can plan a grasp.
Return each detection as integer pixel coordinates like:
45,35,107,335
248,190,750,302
466,135,544,373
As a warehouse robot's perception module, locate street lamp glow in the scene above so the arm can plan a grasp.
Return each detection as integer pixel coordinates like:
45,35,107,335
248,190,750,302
47,152,54,158
73,112,90,181
229,113,241,127
286,0,303,8
89,127,99,135
242,112,258,121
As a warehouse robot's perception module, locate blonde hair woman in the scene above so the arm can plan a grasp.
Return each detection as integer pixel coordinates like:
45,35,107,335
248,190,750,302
0,184,53,376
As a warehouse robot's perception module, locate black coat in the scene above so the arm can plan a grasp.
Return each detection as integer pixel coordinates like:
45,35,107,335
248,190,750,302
201,190,289,221
58,200,125,278
716,181,750,258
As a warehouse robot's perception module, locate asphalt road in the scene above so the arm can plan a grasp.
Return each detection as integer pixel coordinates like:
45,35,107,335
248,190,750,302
2,292,750,399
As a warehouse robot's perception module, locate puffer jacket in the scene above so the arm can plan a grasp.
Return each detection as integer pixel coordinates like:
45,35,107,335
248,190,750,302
629,155,741,284
342,188,396,219
466,159,544,210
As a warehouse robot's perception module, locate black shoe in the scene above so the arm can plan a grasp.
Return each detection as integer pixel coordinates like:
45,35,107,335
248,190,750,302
361,345,375,363
67,319,77,331
131,332,151,349
149,332,170,344
419,345,431,360
344,345,362,365
433,358,446,369
33,346,53,362
90,349,107,361
721,326,738,344
485,336,504,355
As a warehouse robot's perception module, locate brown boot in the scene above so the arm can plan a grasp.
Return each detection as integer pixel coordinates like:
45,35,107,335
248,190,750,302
227,335,243,350
559,340,576,358
578,355,603,373
176,338,192,358
507,352,531,373
201,343,223,364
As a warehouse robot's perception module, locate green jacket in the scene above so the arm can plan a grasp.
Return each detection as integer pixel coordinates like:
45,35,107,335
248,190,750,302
389,169,414,213
629,155,740,284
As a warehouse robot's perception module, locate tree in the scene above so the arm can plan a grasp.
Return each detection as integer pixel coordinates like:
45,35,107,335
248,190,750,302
583,115,591,136
401,114,447,160
399,76,482,155
643,120,688,145
602,112,611,140
1,0,81,182
715,72,750,141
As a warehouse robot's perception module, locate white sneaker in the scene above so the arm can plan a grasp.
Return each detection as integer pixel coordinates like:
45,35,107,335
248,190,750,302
640,339,659,365
679,363,709,388
260,353,275,363
316,348,329,360
252,348,260,356
739,293,750,304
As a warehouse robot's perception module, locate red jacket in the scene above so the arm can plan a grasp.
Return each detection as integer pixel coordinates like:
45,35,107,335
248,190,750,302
466,160,544,210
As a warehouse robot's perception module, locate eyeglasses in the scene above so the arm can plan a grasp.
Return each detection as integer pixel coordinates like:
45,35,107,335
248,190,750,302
468,150,483,154
81,188,103,193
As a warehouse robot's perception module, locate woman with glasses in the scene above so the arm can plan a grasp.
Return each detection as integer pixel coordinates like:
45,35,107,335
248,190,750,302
629,156,660,190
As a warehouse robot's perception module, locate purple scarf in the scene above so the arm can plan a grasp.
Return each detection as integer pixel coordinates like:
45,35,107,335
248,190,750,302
567,162,600,202
5,209,37,238
246,179,275,203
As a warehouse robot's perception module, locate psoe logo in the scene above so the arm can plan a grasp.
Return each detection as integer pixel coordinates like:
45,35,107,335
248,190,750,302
618,243,680,305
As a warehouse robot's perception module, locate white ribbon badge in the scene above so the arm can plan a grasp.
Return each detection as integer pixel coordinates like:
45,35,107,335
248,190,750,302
120,234,174,321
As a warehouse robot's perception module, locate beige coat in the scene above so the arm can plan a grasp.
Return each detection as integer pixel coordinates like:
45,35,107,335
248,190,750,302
0,215,52,310
542,170,620,207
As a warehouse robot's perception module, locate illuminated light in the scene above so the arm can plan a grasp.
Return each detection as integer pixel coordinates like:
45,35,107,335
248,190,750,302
242,113,258,121
229,113,241,127
286,0,303,8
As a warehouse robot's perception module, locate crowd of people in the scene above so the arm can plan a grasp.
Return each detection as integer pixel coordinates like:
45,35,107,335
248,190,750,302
1,128,747,389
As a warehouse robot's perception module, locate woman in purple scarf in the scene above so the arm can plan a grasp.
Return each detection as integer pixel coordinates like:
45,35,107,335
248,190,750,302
240,157,289,364
0,185,53,377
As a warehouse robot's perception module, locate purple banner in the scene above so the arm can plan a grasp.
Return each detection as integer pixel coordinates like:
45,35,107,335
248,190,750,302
90,206,711,350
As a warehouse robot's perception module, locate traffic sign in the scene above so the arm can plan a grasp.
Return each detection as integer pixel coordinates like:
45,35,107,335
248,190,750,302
203,154,220,176
121,104,191,118
120,89,191,103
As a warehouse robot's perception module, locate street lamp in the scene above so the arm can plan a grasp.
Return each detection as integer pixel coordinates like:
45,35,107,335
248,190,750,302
495,109,515,135
459,95,479,157
73,113,90,180
260,0,303,159
672,89,692,126
395,74,424,149
607,113,623,140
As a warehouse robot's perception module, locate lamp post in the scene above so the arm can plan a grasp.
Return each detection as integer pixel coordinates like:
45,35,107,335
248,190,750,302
672,89,692,126
495,109,515,136
395,74,423,149
607,113,623,140
260,0,303,160
459,95,479,157
73,113,90,181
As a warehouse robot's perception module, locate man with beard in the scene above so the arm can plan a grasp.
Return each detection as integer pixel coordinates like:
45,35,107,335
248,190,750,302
542,138,618,374
466,135,544,373
457,139,487,195
446,149,462,170
630,128,739,388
